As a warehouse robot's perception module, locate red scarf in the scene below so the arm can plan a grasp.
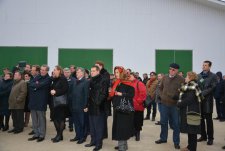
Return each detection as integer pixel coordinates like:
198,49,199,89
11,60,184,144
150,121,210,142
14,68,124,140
147,77,156,88
109,79,133,97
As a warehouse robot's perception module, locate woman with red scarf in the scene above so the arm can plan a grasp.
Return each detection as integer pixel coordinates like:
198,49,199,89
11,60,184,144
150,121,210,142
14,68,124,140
110,66,135,151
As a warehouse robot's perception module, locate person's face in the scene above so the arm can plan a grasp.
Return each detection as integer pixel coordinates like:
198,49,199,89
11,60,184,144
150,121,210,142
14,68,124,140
3,69,9,74
25,65,31,71
70,67,75,73
24,74,31,81
95,64,102,70
136,73,139,77
53,68,60,78
169,68,178,76
150,73,156,79
91,68,100,77
157,74,163,81
4,74,11,80
115,69,120,79
185,75,190,83
14,72,21,80
64,70,71,78
31,67,38,76
129,74,135,81
178,72,183,77
202,63,210,72
223,75,225,80
40,67,48,76
76,69,84,79
143,74,147,79
126,70,130,75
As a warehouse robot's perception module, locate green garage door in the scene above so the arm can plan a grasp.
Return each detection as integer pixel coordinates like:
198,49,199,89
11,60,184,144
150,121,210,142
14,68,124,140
58,49,113,73
0,46,48,75
156,50,192,75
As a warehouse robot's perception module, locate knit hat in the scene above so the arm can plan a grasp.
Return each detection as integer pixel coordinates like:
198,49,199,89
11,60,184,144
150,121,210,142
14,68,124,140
169,63,180,69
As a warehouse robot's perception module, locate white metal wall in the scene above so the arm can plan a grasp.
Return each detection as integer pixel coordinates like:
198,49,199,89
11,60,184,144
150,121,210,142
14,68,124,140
0,0,225,74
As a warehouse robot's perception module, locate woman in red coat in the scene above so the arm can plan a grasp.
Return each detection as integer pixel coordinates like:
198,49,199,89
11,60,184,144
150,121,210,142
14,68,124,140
129,72,147,141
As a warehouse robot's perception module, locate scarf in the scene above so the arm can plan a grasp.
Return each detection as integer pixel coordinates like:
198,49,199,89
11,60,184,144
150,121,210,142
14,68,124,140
109,79,133,97
178,81,203,103
147,77,157,88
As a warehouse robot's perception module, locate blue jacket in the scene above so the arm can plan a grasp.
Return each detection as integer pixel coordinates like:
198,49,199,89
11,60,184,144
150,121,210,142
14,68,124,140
70,77,89,112
28,74,51,111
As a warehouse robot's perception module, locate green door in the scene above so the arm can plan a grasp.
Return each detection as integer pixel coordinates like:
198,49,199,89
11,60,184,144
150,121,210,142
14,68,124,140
155,49,192,75
58,48,113,73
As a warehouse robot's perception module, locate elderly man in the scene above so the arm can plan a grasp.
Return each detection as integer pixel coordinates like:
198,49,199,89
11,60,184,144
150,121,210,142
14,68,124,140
8,71,27,134
155,63,184,150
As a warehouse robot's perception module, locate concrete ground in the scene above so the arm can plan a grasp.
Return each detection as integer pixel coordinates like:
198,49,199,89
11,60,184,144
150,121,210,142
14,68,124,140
0,108,225,151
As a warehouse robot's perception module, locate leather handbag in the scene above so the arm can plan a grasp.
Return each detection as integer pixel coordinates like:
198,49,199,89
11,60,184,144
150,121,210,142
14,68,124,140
53,95,67,107
115,97,134,114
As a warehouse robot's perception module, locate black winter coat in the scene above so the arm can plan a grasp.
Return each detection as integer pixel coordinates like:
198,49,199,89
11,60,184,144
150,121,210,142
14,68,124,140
198,71,217,114
29,74,52,111
70,77,89,112
112,83,135,140
0,79,13,115
177,89,201,134
100,68,111,116
51,76,68,97
88,74,108,115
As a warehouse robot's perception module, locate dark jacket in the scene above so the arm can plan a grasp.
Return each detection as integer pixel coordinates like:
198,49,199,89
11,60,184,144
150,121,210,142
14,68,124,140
70,77,89,112
88,74,108,115
198,71,217,114
177,82,201,134
100,68,111,116
51,75,68,96
112,83,135,140
8,79,27,109
221,80,225,103
0,79,13,115
29,74,52,111
213,72,223,100
142,78,149,85
66,76,76,104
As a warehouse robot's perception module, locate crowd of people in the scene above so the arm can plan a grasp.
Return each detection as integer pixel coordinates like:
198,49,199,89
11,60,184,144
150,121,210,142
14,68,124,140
0,60,225,151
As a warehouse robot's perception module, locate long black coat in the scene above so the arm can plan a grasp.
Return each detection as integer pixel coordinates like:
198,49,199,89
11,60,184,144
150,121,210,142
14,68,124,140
198,71,217,114
70,77,89,113
88,74,108,115
51,76,68,97
0,79,13,115
29,74,52,111
112,83,135,140
100,68,111,116
177,89,201,134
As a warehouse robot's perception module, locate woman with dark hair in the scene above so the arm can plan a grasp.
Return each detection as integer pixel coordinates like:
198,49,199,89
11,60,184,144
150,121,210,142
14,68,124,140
110,66,135,151
50,66,68,143
0,72,13,131
177,71,202,151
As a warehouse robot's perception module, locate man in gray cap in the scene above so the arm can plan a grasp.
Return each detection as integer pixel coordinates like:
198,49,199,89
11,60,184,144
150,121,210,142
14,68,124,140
155,63,184,149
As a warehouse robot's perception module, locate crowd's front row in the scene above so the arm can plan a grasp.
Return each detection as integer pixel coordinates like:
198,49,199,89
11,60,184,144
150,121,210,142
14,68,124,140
0,60,223,151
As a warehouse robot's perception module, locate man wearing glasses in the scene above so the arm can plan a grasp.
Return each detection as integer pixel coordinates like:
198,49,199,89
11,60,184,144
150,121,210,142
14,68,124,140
155,63,184,149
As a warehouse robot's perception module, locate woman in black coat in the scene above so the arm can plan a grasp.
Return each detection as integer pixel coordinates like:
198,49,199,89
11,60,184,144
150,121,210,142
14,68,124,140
0,73,13,131
177,72,202,151
50,66,68,143
109,66,135,151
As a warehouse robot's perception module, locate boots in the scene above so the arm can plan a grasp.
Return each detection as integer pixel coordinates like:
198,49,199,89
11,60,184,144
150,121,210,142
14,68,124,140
52,121,63,143
135,131,140,141
2,115,10,131
24,112,30,127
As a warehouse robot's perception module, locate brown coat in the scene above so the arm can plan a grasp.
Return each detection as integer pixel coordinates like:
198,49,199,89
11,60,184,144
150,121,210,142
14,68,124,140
8,79,27,109
146,79,158,99
160,75,184,106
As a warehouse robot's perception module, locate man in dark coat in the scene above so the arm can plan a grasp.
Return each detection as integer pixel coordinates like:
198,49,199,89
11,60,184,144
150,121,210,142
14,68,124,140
85,65,108,151
197,60,217,145
69,67,89,144
95,61,111,139
28,65,51,142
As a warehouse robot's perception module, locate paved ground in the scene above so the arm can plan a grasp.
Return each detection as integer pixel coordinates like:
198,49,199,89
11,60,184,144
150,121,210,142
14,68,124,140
0,107,225,151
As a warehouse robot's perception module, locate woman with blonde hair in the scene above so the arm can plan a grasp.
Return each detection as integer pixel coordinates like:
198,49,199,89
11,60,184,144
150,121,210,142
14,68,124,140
177,71,202,151
110,66,135,151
